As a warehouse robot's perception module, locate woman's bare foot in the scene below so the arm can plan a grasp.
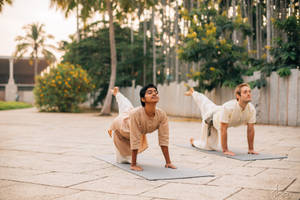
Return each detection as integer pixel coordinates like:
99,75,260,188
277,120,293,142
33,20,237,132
110,87,119,96
185,88,194,96
190,137,195,147
108,129,112,137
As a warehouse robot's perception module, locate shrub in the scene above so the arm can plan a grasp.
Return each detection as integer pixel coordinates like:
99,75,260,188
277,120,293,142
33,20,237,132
34,63,95,112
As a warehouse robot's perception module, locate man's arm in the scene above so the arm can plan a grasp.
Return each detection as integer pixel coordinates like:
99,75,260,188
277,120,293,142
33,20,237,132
160,146,176,169
220,122,235,156
131,149,143,171
247,123,258,154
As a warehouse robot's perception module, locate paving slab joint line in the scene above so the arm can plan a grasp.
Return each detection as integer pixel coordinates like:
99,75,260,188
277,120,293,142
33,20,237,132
137,182,169,195
67,177,101,188
0,148,66,155
241,161,253,167
205,176,222,185
253,167,268,176
52,190,82,200
282,178,297,192
1,178,82,190
223,187,244,200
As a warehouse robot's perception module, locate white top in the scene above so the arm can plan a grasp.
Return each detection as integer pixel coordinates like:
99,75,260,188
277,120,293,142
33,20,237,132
214,99,256,130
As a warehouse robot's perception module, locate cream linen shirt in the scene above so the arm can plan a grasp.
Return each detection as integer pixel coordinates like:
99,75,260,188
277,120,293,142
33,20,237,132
129,106,169,150
213,99,256,130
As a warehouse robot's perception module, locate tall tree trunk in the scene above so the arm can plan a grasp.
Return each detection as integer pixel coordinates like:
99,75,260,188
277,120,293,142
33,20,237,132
152,6,156,85
232,0,237,44
162,0,167,83
130,16,134,43
175,0,179,83
256,0,262,59
266,0,271,62
76,2,80,42
100,0,117,115
34,57,38,83
167,0,171,79
143,11,147,85
280,0,287,42
271,0,276,46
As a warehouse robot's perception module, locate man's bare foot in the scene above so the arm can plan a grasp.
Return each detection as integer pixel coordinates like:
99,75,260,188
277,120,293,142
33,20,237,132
130,165,143,171
110,87,119,96
190,137,195,147
165,163,177,169
248,150,259,155
185,87,194,96
108,129,112,137
223,151,235,156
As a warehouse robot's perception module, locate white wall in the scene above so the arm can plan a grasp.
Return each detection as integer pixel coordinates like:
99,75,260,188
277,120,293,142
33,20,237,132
120,69,300,126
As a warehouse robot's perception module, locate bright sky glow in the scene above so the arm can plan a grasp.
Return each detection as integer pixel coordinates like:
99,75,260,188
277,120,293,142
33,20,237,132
0,0,77,59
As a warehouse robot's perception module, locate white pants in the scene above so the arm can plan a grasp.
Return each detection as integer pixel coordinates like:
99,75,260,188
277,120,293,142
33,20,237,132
192,92,221,150
114,92,133,163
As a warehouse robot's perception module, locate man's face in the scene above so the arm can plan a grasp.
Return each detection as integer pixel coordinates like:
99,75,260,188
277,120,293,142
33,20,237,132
238,86,252,103
142,87,159,105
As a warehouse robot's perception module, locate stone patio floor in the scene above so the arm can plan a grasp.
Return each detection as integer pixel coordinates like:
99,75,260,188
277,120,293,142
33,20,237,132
0,108,300,200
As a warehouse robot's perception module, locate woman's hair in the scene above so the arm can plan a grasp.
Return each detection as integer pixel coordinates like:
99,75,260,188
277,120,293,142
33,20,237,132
139,84,158,107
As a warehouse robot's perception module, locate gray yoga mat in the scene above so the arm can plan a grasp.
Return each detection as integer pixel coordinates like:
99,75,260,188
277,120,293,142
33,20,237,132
93,155,214,181
177,144,288,161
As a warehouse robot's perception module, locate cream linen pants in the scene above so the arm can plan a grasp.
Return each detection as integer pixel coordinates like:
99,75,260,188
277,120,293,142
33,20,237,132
191,92,222,150
114,92,133,163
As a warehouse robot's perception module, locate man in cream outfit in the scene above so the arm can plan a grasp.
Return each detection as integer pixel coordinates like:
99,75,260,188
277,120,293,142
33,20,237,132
185,83,258,156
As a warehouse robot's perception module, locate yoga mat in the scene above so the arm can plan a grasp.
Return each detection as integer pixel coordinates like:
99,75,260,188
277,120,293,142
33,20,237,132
93,155,214,181
177,144,288,161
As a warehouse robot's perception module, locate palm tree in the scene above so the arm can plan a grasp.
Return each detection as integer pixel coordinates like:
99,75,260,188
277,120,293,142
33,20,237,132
0,0,13,12
14,23,56,81
99,0,117,115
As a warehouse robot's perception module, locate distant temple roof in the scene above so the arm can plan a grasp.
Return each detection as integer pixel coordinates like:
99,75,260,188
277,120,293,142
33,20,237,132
0,56,49,84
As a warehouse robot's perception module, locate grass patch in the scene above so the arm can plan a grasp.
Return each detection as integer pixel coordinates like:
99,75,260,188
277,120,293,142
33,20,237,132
0,101,33,110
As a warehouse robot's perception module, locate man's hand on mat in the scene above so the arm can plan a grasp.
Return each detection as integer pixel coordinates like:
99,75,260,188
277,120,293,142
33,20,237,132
165,163,177,169
223,151,235,156
130,165,143,171
248,149,259,154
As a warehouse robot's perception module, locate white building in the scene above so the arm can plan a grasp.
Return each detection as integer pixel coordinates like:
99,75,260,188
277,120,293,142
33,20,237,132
0,56,49,103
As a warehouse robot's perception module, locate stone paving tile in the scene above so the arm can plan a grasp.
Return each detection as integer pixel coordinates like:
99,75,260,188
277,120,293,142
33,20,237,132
0,157,103,173
83,166,129,177
245,159,300,170
286,179,300,193
71,175,167,195
262,168,300,179
0,182,78,200
0,166,50,181
53,191,152,200
287,148,300,162
164,176,216,185
208,174,295,191
16,172,100,187
0,180,18,188
227,188,300,200
141,182,239,200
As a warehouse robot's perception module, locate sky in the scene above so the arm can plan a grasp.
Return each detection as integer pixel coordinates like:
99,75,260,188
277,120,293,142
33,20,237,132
0,0,77,59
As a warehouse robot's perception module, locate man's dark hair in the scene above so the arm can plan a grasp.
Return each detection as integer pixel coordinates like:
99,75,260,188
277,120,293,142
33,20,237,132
139,84,158,107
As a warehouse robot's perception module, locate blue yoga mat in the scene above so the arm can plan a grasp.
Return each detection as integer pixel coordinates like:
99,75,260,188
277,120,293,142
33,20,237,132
177,144,288,161
93,154,214,181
